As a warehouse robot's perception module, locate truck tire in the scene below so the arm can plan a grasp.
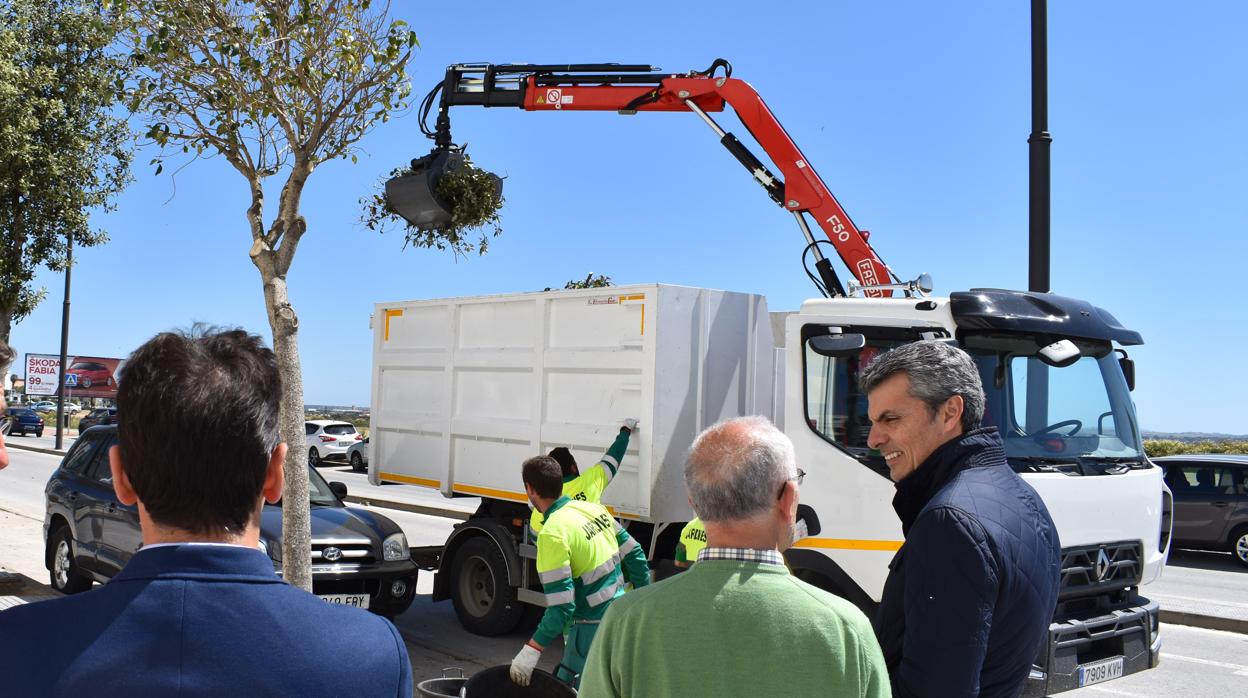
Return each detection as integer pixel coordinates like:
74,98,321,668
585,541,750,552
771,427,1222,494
1229,525,1248,569
448,536,524,636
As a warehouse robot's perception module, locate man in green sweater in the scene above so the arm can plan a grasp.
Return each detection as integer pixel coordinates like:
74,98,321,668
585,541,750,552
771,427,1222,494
580,416,890,698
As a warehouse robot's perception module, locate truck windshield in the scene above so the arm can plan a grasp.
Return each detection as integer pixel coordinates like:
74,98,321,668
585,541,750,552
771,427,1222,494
803,330,1143,477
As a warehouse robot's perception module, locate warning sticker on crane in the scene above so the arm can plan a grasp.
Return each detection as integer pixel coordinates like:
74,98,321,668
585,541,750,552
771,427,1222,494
546,88,561,104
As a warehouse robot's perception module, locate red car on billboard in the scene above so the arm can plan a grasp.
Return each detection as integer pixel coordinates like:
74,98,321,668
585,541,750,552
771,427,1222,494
65,361,115,389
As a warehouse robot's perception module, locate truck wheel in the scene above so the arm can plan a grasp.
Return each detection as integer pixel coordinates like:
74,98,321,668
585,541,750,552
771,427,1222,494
1230,526,1248,569
47,525,93,594
448,536,524,636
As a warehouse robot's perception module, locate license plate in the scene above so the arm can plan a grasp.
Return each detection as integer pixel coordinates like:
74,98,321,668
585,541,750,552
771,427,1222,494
318,593,369,609
1078,657,1124,687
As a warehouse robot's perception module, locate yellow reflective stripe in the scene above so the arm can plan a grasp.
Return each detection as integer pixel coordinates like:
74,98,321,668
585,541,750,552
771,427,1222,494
580,553,621,586
585,576,623,607
452,483,528,502
539,566,572,585
378,472,440,488
793,538,904,552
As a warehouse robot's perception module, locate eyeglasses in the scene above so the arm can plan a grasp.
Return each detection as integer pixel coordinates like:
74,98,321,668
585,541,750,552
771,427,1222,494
778,468,806,499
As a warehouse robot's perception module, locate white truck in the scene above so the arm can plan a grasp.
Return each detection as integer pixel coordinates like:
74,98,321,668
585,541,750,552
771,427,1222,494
371,61,1169,694
369,282,1167,695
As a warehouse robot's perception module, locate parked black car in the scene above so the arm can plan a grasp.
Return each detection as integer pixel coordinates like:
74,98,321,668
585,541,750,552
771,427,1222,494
5,407,44,437
76,407,117,432
1156,454,1248,568
43,425,420,616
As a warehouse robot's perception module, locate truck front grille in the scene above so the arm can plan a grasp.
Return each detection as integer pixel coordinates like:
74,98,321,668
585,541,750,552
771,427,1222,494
1058,541,1141,609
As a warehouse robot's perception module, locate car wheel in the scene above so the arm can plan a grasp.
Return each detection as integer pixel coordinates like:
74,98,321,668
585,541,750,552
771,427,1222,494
36,430,43,438
82,377,93,388
448,536,524,636
350,451,365,473
1230,525,1248,569
47,525,93,594
307,447,320,467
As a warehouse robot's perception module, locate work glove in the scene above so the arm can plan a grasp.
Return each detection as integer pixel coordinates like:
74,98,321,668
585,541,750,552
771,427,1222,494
622,418,639,433
510,643,541,686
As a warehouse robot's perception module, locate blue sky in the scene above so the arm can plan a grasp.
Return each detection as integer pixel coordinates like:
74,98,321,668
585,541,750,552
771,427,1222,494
9,1,1247,433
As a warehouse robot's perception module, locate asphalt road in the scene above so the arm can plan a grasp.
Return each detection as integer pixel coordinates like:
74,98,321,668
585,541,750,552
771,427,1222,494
3,446,1246,695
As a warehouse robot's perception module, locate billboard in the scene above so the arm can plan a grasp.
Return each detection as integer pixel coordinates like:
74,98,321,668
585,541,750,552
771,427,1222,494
25,354,125,399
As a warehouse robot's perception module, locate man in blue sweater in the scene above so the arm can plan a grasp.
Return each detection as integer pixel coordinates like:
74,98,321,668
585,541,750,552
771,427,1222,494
863,341,1061,698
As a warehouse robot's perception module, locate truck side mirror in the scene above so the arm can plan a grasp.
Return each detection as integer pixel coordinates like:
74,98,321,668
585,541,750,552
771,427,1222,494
808,333,866,358
1116,350,1136,391
796,503,821,538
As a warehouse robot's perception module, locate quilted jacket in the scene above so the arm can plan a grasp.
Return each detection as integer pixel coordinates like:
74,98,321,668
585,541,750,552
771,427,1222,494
873,428,1061,698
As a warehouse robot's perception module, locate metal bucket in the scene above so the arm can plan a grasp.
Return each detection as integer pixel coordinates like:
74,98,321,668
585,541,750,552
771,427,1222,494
460,666,577,697
416,667,467,698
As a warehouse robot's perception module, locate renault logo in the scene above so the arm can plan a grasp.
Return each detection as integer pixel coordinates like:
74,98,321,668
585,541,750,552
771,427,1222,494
1095,548,1111,581
323,546,343,562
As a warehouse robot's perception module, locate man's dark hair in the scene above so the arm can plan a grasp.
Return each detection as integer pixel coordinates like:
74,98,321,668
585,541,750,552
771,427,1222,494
858,340,986,433
522,455,563,499
117,327,281,535
548,447,578,478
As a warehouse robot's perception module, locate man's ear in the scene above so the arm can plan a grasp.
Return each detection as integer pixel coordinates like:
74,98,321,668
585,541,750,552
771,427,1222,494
262,443,287,504
942,394,965,432
777,479,799,523
109,445,138,506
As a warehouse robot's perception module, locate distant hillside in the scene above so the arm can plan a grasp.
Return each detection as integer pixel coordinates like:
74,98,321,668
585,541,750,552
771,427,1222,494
1143,431,1248,443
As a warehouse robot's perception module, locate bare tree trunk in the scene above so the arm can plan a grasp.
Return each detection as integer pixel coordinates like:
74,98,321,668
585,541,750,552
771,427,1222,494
258,262,312,590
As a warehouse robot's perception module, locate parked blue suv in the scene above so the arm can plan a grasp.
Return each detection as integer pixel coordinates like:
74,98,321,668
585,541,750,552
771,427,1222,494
5,407,44,437
43,425,420,617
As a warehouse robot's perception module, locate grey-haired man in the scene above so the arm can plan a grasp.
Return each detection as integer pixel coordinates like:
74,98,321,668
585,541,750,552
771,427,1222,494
864,341,1061,698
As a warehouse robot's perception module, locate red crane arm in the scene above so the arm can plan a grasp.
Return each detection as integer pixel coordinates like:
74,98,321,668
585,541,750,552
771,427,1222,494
424,62,897,296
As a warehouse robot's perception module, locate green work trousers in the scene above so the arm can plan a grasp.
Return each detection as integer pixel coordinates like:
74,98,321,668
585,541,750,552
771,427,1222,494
556,620,600,688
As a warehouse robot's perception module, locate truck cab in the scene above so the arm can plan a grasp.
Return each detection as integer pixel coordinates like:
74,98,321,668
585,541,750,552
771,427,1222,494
786,288,1168,695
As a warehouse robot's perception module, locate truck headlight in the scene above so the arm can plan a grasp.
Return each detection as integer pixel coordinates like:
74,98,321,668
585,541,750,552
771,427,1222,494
383,532,409,562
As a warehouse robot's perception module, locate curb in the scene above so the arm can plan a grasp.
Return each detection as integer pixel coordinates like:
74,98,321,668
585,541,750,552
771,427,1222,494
0,572,60,599
4,441,69,458
1159,609,1248,635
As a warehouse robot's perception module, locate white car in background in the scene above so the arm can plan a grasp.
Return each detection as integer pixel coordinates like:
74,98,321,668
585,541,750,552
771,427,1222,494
304,420,362,467
346,436,369,473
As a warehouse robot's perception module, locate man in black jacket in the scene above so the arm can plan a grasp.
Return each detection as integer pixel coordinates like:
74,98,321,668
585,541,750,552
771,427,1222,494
862,341,1061,698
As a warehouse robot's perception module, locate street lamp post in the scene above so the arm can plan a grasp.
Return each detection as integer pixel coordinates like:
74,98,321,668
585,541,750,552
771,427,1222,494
55,231,72,450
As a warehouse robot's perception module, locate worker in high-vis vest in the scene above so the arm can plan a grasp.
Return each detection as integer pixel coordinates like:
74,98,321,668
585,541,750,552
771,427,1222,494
528,418,637,535
510,453,651,688
674,517,707,568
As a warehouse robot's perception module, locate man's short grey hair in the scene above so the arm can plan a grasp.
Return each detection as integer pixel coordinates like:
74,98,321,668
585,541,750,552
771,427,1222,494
858,341,986,433
684,416,796,523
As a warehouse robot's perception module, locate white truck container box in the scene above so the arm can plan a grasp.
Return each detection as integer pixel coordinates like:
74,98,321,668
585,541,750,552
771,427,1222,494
369,283,776,523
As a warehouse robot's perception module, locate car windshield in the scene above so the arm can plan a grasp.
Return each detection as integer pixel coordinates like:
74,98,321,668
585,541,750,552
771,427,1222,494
11,409,35,417
323,424,357,436
307,466,342,506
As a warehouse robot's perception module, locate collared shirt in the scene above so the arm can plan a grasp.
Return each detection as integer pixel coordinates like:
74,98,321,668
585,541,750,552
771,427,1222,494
696,546,786,567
